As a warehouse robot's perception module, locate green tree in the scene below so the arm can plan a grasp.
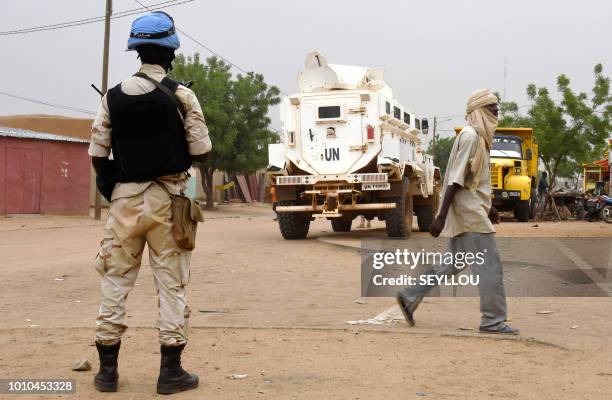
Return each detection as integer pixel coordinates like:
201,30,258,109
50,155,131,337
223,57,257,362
498,97,531,128
499,64,611,190
427,134,454,177
170,54,281,209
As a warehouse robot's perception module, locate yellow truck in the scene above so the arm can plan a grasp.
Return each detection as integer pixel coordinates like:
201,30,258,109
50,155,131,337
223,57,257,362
455,127,538,221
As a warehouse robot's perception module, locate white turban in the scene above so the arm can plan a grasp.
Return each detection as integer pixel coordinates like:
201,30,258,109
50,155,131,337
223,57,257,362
464,89,498,189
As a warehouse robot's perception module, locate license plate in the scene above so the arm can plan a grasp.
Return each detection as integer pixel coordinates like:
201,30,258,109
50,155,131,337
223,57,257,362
362,183,390,191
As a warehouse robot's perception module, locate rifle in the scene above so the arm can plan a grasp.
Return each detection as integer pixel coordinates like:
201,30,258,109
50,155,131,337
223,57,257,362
91,84,104,96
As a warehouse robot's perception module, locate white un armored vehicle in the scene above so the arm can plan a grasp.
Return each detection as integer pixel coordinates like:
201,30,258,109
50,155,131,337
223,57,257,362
267,51,441,239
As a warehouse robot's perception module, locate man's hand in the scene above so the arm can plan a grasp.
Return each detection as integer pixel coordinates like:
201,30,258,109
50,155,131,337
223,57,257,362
429,184,460,238
488,206,500,224
429,215,446,238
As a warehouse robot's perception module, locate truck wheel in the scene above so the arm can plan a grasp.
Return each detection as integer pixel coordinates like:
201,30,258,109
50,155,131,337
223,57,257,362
514,200,530,222
414,205,434,232
331,219,352,232
276,200,310,239
529,192,537,219
601,206,612,224
385,195,413,238
414,184,440,232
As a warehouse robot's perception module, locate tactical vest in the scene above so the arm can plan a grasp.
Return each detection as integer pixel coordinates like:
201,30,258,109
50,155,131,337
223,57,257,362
107,77,191,183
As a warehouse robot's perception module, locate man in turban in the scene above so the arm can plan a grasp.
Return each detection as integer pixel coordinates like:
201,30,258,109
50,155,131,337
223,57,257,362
395,89,519,335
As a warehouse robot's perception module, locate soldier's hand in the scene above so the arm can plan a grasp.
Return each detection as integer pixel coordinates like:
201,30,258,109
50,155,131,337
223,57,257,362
488,206,500,224
429,215,445,238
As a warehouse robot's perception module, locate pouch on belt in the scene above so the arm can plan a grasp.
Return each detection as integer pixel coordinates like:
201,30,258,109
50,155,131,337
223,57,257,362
171,195,204,250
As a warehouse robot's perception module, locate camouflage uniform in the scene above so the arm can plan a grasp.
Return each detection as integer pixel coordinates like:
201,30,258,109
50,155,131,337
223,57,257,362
89,64,211,346
94,182,191,346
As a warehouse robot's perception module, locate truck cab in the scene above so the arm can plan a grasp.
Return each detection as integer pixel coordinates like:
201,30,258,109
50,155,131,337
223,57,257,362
454,127,538,221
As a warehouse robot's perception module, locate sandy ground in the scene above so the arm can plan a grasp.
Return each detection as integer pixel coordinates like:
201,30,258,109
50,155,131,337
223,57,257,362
0,205,611,399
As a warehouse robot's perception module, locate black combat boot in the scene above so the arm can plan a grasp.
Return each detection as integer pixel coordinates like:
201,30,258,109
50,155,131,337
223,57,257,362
157,344,199,395
94,341,121,392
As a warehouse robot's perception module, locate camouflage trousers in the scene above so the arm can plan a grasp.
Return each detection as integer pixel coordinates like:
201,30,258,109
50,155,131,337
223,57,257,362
94,183,191,346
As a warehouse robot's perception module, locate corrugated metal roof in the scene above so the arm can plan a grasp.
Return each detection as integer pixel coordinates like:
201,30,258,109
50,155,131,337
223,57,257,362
0,125,89,144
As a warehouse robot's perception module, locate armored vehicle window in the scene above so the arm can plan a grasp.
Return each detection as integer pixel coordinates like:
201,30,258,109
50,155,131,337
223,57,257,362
415,118,421,129
403,112,410,124
385,102,391,114
318,106,341,119
394,106,401,119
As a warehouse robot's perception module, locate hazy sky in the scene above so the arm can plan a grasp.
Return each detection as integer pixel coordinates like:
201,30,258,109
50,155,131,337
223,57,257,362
1,0,610,139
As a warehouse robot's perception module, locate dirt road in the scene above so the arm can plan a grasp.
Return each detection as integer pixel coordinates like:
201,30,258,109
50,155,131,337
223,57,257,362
0,205,610,399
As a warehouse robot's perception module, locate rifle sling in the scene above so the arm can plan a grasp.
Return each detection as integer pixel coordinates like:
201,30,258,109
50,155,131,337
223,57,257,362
133,72,186,118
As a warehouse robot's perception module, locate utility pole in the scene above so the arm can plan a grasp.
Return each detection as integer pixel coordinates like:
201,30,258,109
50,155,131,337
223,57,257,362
94,0,112,220
503,57,507,100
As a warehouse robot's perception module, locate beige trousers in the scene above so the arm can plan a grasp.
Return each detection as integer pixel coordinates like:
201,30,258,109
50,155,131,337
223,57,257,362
94,183,191,346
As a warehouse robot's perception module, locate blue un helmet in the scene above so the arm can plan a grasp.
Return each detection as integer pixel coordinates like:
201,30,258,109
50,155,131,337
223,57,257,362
127,11,180,50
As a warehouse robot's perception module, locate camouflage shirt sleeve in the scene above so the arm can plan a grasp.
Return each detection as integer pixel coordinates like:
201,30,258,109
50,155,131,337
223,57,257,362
88,95,112,158
175,85,212,156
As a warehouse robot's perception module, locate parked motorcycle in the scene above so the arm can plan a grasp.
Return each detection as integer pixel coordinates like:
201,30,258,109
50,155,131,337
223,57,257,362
584,195,612,223
602,196,612,223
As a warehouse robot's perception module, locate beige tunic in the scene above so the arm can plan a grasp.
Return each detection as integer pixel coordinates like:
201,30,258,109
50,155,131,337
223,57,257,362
88,63,212,199
439,126,495,238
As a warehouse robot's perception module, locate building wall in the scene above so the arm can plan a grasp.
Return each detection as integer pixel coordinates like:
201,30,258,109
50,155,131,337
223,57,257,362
0,115,93,140
0,115,96,206
0,137,90,215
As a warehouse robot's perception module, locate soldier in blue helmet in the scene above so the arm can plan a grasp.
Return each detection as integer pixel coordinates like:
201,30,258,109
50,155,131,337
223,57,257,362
89,11,211,395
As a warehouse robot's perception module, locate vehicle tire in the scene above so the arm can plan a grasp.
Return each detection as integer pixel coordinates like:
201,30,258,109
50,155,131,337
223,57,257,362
514,200,530,222
601,205,612,224
385,194,413,238
414,184,440,232
276,200,310,239
331,219,352,232
529,191,537,219
414,205,433,232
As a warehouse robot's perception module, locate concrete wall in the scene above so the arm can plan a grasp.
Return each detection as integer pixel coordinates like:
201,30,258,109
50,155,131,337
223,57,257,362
0,137,90,215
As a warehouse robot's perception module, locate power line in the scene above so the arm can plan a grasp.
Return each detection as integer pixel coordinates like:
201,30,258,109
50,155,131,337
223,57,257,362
0,0,193,36
132,0,290,97
130,0,248,75
0,0,190,35
2,0,288,127
0,91,96,115
1,0,178,34
0,89,285,131
436,113,464,119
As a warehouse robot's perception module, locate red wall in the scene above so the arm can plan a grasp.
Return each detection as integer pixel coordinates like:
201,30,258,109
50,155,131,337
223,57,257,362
0,137,90,215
